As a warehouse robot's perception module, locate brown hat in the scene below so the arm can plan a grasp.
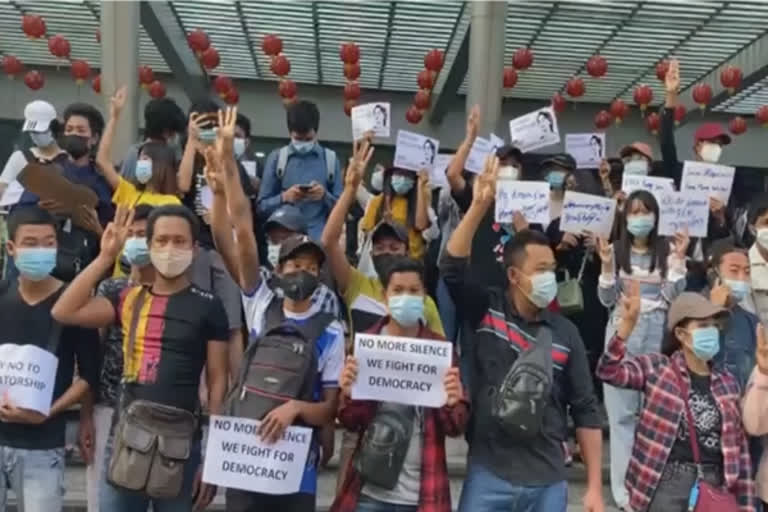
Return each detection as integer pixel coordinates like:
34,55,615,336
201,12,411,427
278,234,326,266
619,142,653,161
666,292,728,330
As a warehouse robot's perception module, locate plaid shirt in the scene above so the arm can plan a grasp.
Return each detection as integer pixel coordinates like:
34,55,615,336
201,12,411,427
330,319,469,512
597,334,755,512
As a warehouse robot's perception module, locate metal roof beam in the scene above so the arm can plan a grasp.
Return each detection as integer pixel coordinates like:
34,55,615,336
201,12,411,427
428,2,470,125
377,2,397,90
311,2,323,84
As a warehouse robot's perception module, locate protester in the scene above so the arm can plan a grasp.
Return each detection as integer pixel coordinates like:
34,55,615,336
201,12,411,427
539,153,576,220
741,325,768,508
51,204,229,512
333,257,468,512
0,205,99,512
749,194,768,327
258,100,342,241
441,157,604,512
597,288,754,511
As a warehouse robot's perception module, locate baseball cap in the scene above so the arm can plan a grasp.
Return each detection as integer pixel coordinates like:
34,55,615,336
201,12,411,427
371,219,408,245
619,142,654,161
22,100,57,133
265,205,307,234
666,292,728,330
277,234,325,266
540,153,577,171
694,123,731,145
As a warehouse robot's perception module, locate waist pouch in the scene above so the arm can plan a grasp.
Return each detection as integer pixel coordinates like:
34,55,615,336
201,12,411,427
354,403,415,489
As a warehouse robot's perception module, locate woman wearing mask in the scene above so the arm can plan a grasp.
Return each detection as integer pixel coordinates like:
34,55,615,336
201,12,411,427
597,287,754,511
540,153,577,221
597,189,689,511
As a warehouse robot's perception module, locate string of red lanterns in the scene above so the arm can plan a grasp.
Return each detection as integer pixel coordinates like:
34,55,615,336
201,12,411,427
340,42,361,116
609,99,628,124
262,34,293,107
756,106,768,127
594,109,613,130
406,49,444,124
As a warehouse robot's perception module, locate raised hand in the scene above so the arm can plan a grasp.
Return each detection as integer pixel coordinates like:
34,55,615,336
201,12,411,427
100,205,134,261
444,367,463,407
673,228,690,259
598,159,611,181
466,105,480,141
340,355,358,398
345,138,374,191
757,324,768,376
216,106,237,159
418,170,431,198
512,211,529,232
188,112,216,152
110,85,127,118
472,154,499,207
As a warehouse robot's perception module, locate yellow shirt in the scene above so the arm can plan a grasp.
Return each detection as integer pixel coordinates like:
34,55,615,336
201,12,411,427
361,194,425,261
112,177,181,208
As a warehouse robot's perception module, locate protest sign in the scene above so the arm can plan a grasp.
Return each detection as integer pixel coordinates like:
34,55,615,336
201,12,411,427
430,154,452,188
352,333,452,408
680,161,735,203
465,137,491,174
495,180,550,225
489,133,505,153
509,106,560,153
351,102,391,141
565,133,605,169
621,174,674,202
393,130,440,173
203,415,311,495
658,191,709,238
561,191,617,239
0,344,58,415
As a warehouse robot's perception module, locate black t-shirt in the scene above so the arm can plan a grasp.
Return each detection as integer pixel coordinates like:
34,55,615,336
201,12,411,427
669,372,723,465
109,283,229,411
0,281,99,449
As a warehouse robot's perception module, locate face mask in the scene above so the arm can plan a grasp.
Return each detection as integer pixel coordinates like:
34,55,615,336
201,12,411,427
391,175,414,195
150,248,193,278
626,213,655,238
198,128,217,145
14,247,56,281
756,228,768,250
547,170,565,188
498,165,520,180
699,142,722,163
267,243,281,268
519,270,557,309
388,294,424,327
278,270,319,302
135,160,153,185
291,139,315,154
372,253,398,281
371,169,384,193
60,134,90,159
30,131,54,148
233,137,246,158
690,326,720,361
724,279,751,302
623,159,649,176
123,237,150,266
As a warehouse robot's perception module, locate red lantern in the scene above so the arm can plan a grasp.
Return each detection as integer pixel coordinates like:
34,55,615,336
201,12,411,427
271,55,290,77
405,105,423,124
692,83,713,110
610,99,629,124
224,88,239,105
70,59,90,85
720,66,742,94
343,82,361,101
551,92,567,114
645,112,661,135
262,34,283,57
586,55,607,79
2,55,23,78
22,14,46,39
633,84,653,112
200,47,220,70
566,77,585,98
673,105,687,126
278,79,297,99
148,80,166,99
512,48,534,71
503,67,518,89
655,60,669,82
424,49,444,73
344,100,357,117
756,105,768,127
138,65,154,88
729,116,747,135
413,90,431,110
594,110,613,130
344,62,361,81
340,43,360,64
24,70,44,91
187,29,210,55
92,74,101,94
417,69,435,90
213,75,233,97
48,34,70,59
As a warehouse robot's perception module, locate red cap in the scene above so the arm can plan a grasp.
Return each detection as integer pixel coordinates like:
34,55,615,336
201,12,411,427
619,142,653,161
694,123,731,145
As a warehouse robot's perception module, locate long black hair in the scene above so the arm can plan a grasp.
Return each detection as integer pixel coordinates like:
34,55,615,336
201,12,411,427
375,167,417,230
615,189,669,277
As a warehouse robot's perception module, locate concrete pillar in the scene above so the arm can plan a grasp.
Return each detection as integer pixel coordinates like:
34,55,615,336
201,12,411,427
100,1,139,157
466,1,507,136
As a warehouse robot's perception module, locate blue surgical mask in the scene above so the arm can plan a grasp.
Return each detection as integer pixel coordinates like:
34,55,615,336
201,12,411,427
626,213,655,238
123,237,150,266
135,160,153,185
233,137,246,158
291,139,315,154
690,326,720,361
623,159,649,176
522,271,558,309
724,279,751,302
30,131,54,148
14,247,56,281
547,170,566,188
388,294,424,327
199,128,217,145
371,169,384,193
391,175,414,195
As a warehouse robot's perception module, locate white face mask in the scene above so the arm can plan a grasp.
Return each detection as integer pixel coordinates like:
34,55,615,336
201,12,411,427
150,248,193,278
699,142,722,163
233,137,246,158
758,228,768,250
498,165,520,180
267,243,281,268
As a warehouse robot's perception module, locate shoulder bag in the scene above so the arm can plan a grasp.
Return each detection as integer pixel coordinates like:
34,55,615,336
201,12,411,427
556,249,589,315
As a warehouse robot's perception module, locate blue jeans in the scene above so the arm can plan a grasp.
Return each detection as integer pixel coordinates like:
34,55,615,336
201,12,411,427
355,495,418,512
0,446,66,512
458,463,567,512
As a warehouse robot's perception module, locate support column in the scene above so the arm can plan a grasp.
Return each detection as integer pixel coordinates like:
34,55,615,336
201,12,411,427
100,1,139,158
466,1,507,136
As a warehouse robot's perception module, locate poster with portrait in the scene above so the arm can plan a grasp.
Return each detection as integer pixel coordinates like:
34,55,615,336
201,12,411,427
351,102,391,141
565,133,605,169
393,130,440,172
508,106,560,153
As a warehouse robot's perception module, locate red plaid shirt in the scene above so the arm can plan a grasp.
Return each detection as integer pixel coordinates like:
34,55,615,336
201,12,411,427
330,319,469,512
597,334,755,512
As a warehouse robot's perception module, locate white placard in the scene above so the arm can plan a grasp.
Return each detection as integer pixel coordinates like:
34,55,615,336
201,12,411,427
465,137,491,174
241,160,257,178
495,180,550,225
565,133,605,169
509,106,560,153
430,154,452,189
0,181,24,207
203,415,311,495
393,130,440,173
0,344,58,415
489,133,505,153
560,191,617,239
621,174,675,203
351,102,391,141
658,191,709,238
680,161,735,203
351,333,452,408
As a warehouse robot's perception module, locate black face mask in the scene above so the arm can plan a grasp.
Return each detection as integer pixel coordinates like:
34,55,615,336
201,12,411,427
278,271,319,302
60,134,90,159
372,253,398,281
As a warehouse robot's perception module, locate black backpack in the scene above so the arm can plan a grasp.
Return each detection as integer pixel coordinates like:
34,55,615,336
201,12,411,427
227,298,334,420
53,218,98,282
354,402,416,489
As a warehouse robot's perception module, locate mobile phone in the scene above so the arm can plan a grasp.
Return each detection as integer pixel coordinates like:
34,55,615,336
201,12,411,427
299,184,313,192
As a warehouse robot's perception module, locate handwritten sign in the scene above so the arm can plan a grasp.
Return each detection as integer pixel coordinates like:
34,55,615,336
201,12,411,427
509,106,560,153
658,191,709,238
680,161,735,203
565,133,605,169
430,154,452,189
0,344,58,415
495,181,550,225
394,130,440,173
465,137,491,174
351,102,391,141
352,333,452,408
621,174,674,203
561,191,617,239
203,415,311,495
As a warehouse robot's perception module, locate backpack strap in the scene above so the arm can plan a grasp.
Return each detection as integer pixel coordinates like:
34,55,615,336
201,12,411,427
21,148,36,165
324,148,336,186
276,146,289,180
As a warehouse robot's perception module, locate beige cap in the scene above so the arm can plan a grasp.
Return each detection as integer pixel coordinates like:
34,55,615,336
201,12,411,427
667,292,728,330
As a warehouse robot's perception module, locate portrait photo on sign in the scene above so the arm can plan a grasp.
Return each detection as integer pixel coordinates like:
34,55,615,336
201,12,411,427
508,106,560,153
351,102,391,140
565,132,605,169
393,130,440,172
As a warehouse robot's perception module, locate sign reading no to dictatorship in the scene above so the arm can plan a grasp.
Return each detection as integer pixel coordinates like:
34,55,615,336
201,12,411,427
0,343,58,415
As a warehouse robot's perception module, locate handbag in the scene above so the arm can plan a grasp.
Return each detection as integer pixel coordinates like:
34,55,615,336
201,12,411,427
557,249,589,315
354,403,416,489
671,365,740,512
